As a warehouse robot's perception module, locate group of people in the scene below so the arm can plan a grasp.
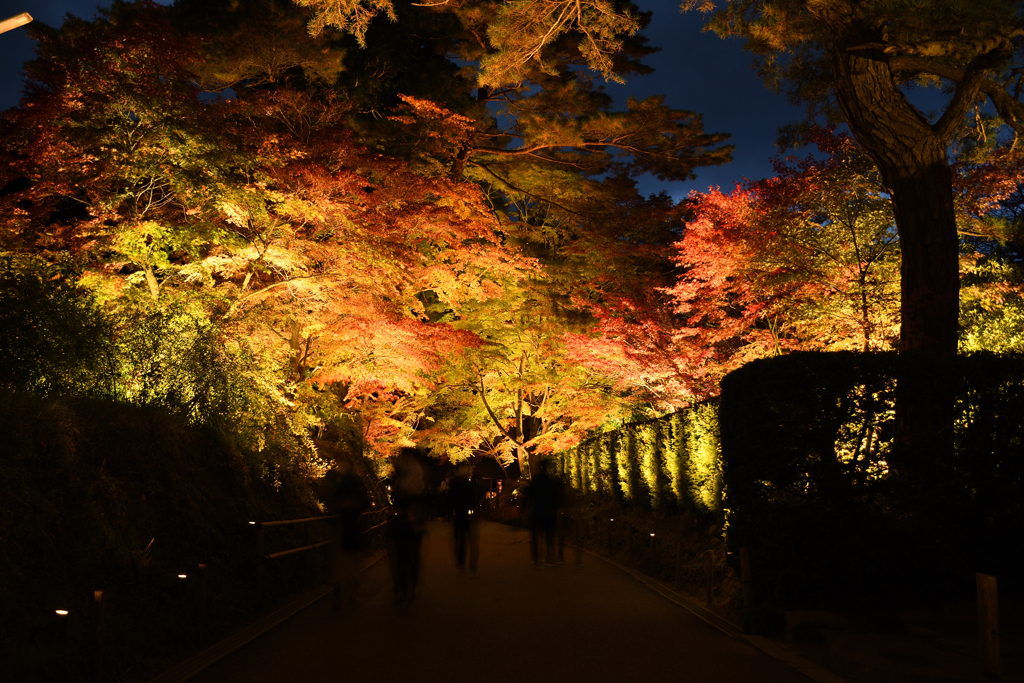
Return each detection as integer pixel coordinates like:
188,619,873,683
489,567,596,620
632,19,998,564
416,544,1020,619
323,450,565,608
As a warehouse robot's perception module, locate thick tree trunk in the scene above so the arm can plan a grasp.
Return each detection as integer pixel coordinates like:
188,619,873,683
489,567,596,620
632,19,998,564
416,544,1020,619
830,34,963,360
829,33,965,469
887,158,961,359
885,161,959,473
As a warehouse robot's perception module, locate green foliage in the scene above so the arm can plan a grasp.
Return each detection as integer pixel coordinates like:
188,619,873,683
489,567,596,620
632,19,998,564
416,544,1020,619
685,403,722,513
108,303,326,476
596,431,615,496
109,304,235,415
960,255,1024,353
556,401,722,513
0,252,324,481
637,421,661,508
617,430,637,501
0,255,116,397
664,412,686,506
567,438,581,490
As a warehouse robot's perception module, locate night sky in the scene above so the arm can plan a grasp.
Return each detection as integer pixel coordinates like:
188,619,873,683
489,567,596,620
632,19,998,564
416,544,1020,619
0,0,806,200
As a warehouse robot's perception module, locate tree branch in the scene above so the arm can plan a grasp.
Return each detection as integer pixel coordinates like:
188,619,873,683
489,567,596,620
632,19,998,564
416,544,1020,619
890,54,1024,136
222,273,329,319
477,372,519,445
469,161,587,218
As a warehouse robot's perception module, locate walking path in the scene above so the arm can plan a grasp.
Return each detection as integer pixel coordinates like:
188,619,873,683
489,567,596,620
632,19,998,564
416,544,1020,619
187,521,816,683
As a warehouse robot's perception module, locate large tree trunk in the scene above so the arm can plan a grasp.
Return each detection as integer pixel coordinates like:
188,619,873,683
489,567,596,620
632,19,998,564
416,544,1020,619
885,160,960,473
828,29,969,469
828,22,969,360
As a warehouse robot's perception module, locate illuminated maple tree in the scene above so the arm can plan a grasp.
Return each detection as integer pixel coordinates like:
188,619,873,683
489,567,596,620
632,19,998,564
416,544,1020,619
0,1,540,462
573,127,1024,407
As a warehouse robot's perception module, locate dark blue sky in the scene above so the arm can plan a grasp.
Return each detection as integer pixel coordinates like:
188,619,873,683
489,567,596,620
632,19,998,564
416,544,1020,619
0,0,806,200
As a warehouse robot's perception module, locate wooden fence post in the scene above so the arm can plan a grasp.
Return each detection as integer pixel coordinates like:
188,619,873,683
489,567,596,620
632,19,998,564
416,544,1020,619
574,517,583,565
739,547,753,609
197,564,208,635
94,590,105,682
675,541,684,591
649,534,656,572
705,551,714,607
255,523,265,602
557,515,565,562
977,573,1000,677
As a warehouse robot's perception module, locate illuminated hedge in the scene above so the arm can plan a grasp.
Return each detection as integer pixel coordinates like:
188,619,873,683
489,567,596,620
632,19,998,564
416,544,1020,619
555,401,722,512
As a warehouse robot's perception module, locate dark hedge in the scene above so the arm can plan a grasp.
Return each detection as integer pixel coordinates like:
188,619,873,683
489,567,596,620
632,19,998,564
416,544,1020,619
719,351,1024,607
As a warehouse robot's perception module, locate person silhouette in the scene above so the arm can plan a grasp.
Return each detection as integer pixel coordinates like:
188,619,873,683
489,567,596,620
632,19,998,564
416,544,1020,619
388,448,427,605
325,459,369,609
448,462,482,574
522,458,563,566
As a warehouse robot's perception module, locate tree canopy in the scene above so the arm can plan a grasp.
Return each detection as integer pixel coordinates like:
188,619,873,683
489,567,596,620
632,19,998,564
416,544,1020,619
3,0,1024,478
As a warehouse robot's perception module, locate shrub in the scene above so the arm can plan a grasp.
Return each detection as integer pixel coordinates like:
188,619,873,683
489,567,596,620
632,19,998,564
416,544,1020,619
0,255,116,397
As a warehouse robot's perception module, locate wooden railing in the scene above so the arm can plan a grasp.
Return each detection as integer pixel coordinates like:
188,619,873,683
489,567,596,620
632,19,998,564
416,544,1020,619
251,506,392,599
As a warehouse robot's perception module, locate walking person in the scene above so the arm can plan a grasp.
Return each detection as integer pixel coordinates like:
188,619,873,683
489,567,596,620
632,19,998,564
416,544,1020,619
388,448,427,606
448,463,482,574
325,459,369,609
522,458,563,566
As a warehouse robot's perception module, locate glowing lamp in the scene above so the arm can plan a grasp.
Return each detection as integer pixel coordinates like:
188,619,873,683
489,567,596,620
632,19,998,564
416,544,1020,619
55,609,69,616
177,574,187,580
0,12,32,35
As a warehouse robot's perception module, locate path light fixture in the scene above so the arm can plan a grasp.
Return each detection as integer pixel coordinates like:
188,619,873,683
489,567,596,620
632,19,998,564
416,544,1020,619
0,12,32,35
53,607,70,638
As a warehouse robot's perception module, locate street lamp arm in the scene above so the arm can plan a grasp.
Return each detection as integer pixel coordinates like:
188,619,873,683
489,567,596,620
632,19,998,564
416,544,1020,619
0,13,32,35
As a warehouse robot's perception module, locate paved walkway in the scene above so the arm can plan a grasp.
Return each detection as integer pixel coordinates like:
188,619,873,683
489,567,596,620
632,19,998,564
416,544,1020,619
189,521,815,683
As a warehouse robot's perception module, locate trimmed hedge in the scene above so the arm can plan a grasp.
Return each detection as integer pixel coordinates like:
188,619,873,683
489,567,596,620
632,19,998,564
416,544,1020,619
554,403,722,514
720,351,1024,606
